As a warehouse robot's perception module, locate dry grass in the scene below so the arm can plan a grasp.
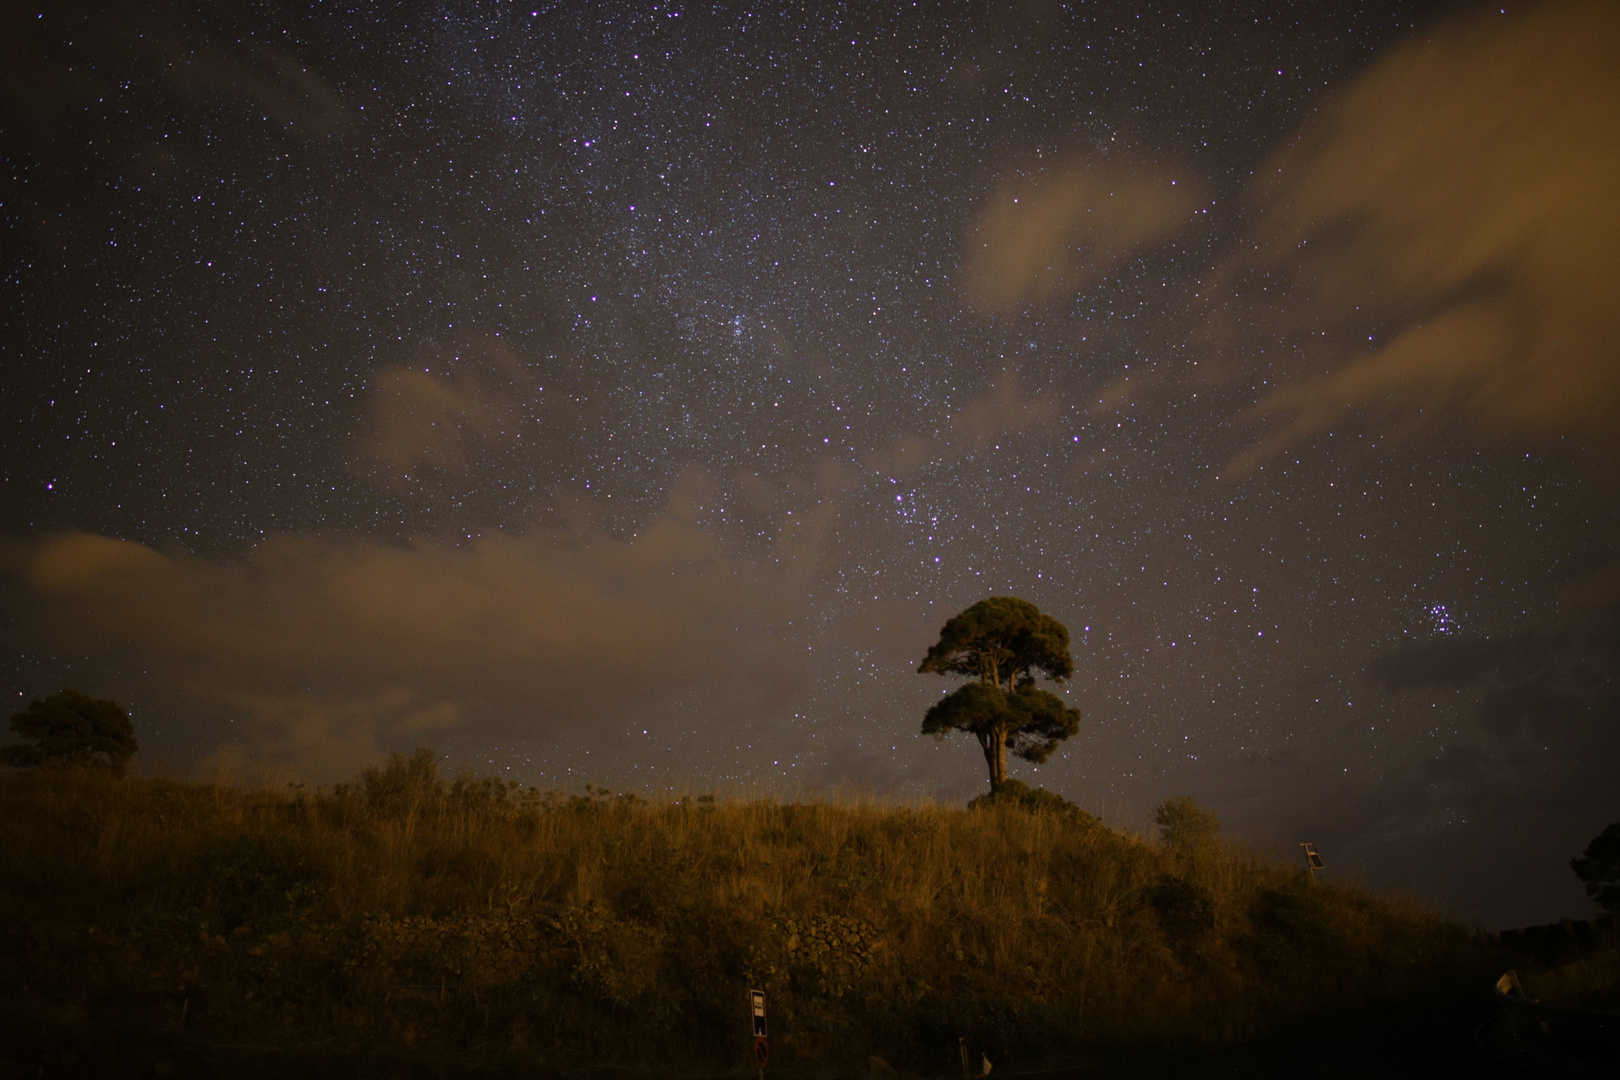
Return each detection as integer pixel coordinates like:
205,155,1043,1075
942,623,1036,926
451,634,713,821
1522,936,1620,1010
0,753,1485,1073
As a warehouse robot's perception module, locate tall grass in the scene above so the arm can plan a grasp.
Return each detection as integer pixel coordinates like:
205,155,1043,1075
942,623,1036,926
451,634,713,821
0,753,1484,1072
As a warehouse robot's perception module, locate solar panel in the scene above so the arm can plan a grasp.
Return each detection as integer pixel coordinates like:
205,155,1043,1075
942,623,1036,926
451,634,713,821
1300,843,1324,877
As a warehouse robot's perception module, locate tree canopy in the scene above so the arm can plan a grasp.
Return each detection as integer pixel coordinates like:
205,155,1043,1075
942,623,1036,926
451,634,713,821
917,597,1081,791
918,595,1073,692
2,689,138,775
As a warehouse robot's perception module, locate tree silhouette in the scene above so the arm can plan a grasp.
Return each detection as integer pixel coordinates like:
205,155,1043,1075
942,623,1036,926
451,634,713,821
918,597,1081,790
2,690,138,776
1572,822,1620,914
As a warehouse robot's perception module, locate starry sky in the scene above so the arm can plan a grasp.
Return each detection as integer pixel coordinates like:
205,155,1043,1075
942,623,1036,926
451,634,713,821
3,0,1619,928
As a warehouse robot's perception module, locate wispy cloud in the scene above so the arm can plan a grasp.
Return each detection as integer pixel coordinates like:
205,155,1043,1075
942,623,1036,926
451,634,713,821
350,343,528,488
1231,0,1620,470
0,0,355,136
961,157,1199,314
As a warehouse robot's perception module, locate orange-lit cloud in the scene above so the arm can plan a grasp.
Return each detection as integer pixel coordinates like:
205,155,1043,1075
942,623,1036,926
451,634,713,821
1235,0,1620,467
962,158,1199,313
0,490,805,779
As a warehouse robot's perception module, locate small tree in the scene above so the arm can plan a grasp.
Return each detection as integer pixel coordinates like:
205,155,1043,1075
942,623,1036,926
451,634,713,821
918,596,1081,791
1154,796,1221,856
1,690,138,776
1572,822,1620,914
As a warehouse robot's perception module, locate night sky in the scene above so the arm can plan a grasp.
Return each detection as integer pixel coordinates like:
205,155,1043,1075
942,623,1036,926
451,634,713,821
3,0,1618,929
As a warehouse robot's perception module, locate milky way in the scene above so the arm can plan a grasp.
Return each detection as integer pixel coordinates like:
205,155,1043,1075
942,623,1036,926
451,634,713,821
4,0,1618,927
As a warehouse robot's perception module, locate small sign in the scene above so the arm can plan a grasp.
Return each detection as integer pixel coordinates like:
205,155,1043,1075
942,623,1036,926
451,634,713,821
750,988,767,1037
753,1036,771,1067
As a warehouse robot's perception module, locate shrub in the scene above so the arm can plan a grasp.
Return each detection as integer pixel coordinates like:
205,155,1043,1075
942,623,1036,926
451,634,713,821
968,778,1096,822
1154,795,1221,856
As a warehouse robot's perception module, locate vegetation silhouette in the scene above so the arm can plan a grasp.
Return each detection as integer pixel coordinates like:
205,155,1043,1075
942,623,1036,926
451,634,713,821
918,597,1081,789
1573,822,1620,914
0,752,1489,1076
1,689,137,776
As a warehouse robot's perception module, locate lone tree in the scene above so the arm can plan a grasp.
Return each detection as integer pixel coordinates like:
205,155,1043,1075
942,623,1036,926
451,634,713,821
918,596,1081,791
1,690,138,776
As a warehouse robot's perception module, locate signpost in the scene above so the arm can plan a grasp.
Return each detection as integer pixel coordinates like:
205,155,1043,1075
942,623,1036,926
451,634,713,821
750,989,768,1079
1299,842,1324,883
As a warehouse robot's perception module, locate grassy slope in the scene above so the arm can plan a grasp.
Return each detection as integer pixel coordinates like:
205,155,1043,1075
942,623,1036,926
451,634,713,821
0,755,1489,1075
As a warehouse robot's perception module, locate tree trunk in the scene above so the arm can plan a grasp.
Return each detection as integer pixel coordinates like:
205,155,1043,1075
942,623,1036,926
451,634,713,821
975,674,1013,790
981,724,1008,788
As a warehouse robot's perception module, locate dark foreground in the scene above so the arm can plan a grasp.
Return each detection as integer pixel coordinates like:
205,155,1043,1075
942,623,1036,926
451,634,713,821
1042,993,1575,1078
1,987,1591,1080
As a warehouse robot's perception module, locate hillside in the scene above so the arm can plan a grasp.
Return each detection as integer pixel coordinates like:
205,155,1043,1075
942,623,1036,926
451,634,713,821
0,754,1489,1077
